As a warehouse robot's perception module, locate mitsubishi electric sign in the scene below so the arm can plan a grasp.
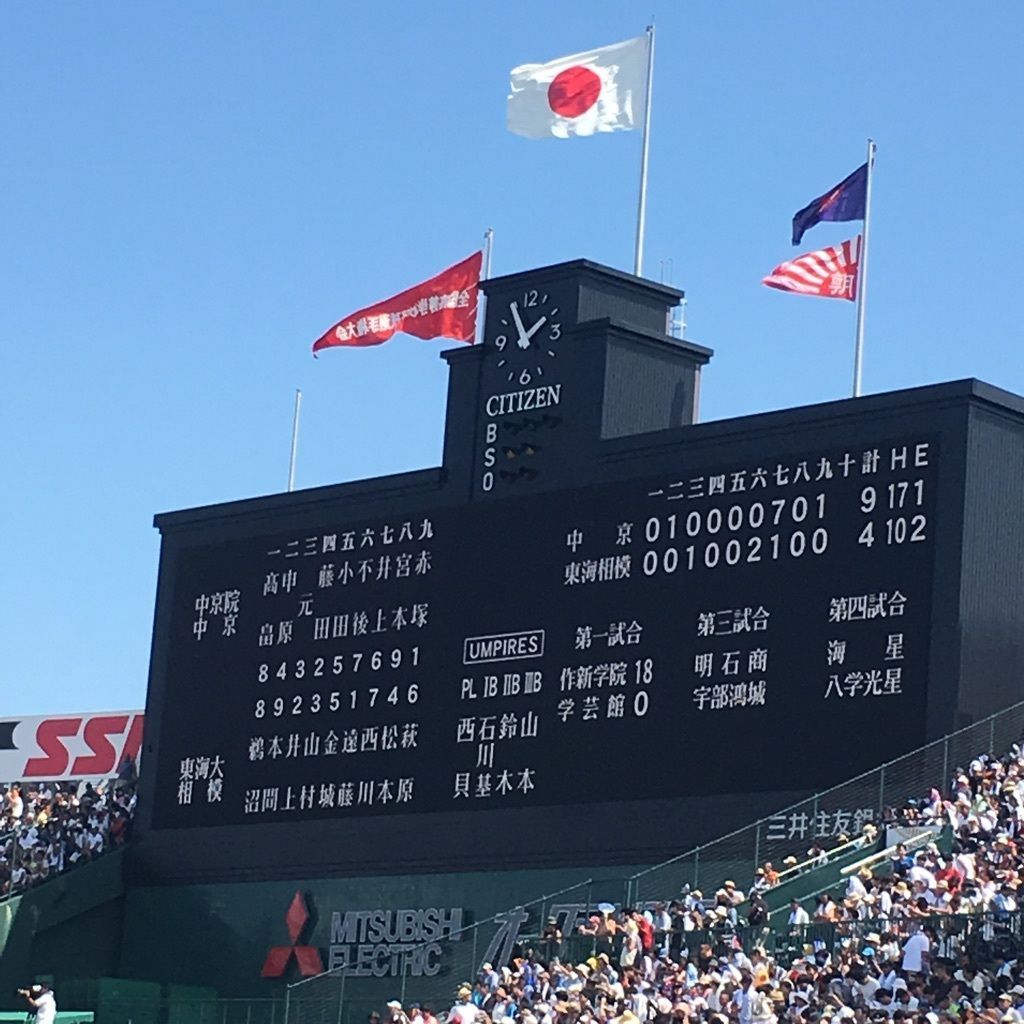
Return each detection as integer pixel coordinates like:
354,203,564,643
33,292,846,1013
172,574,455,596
262,893,635,983
263,892,465,980
327,906,464,977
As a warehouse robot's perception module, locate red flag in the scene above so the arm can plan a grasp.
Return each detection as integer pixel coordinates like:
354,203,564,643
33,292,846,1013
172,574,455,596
312,251,482,355
762,236,860,302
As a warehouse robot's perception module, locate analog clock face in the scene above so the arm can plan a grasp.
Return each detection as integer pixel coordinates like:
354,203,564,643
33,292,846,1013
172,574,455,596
492,288,563,386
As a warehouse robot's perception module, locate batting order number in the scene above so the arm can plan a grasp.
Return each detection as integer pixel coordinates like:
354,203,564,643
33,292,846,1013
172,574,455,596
257,646,419,683
254,685,419,719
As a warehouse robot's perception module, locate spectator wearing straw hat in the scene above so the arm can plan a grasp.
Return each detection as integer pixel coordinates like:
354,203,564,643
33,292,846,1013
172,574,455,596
451,988,477,1024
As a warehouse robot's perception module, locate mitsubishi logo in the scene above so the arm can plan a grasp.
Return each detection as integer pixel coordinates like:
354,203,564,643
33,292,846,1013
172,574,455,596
261,891,324,978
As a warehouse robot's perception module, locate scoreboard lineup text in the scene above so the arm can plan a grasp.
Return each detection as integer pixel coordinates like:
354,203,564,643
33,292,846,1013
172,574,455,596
156,437,937,829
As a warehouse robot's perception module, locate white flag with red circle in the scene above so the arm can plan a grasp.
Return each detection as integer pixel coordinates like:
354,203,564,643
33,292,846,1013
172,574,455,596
507,36,648,140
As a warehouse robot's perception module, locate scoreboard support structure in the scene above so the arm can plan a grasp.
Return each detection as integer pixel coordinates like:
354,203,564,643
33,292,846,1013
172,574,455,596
133,258,1024,884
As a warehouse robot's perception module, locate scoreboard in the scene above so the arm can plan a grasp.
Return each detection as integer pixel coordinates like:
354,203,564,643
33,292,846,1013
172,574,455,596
154,438,938,830
135,259,1024,880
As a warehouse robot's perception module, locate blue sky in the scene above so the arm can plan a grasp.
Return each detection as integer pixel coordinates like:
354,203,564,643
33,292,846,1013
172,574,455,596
3,3,1022,714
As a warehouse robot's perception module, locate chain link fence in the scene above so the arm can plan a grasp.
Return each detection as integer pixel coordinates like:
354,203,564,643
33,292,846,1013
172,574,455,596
535,910,1024,970
623,699,1024,908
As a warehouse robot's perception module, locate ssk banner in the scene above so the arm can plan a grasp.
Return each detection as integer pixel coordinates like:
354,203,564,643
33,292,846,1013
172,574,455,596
0,710,144,783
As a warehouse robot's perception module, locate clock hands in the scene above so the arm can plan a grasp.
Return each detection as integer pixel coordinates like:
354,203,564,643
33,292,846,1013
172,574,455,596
509,301,548,350
509,301,531,350
524,314,548,341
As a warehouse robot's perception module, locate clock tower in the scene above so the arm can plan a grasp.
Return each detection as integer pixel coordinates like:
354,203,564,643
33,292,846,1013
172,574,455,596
440,259,712,500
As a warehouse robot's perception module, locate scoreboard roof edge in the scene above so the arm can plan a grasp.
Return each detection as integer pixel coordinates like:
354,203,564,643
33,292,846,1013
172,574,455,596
570,317,712,361
153,466,444,532
598,377,1019,460
970,378,1024,416
480,258,684,303
151,377,1018,535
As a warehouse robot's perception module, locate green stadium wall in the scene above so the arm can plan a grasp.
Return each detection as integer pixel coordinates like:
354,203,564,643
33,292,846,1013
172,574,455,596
115,865,638,1002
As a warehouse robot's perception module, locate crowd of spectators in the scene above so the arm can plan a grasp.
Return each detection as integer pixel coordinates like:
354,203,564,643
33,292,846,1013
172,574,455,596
372,742,1024,1024
0,764,137,897
788,745,1024,933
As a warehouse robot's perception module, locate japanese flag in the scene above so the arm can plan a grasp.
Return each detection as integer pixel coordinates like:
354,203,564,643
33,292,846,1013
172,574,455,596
507,35,649,140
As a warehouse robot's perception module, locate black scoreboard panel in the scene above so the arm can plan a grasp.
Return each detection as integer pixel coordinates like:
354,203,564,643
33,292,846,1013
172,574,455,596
134,260,1024,881
140,376,1024,883
152,435,939,831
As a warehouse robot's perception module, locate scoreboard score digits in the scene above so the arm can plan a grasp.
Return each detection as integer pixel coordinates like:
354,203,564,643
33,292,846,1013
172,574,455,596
154,437,937,829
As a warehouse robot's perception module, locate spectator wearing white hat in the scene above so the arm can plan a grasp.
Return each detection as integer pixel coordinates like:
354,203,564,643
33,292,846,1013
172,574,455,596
18,983,56,1024
997,992,1022,1024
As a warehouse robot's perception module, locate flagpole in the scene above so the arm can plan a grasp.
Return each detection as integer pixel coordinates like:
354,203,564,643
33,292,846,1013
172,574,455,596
483,227,494,279
287,388,302,492
476,227,494,347
852,139,876,398
633,24,655,277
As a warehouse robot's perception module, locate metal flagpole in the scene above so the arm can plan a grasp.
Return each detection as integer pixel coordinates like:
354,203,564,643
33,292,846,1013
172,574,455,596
633,24,656,277
287,388,302,491
483,226,494,279
476,227,494,346
852,139,877,398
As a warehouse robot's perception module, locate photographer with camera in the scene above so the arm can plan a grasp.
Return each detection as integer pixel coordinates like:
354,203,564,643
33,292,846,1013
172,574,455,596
17,983,56,1024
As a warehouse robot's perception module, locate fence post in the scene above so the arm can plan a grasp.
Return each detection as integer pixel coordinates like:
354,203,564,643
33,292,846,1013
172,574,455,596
694,849,700,894
991,716,997,756
942,736,949,791
754,823,761,877
284,984,291,1024
878,765,886,816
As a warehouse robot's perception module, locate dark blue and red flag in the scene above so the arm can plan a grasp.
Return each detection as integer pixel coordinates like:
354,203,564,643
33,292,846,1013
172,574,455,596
792,162,867,245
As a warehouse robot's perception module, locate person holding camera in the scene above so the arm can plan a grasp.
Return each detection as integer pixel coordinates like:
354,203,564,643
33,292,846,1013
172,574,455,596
18,983,56,1024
